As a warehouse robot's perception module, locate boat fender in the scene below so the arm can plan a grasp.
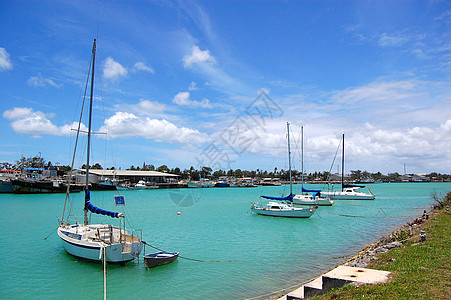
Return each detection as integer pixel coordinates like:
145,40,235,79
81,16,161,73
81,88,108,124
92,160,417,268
309,207,313,213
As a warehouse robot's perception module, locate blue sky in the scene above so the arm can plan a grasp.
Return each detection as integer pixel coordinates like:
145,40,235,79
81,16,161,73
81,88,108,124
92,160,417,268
1,0,450,175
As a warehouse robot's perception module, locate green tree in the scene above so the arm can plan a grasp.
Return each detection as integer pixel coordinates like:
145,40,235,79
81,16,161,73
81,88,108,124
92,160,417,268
157,165,170,173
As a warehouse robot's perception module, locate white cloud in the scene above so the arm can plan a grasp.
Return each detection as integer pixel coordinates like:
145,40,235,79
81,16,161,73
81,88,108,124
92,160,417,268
183,45,216,68
100,112,209,144
173,91,212,108
27,73,61,87
103,57,127,80
188,81,198,91
377,33,409,47
0,48,12,71
3,107,78,137
412,48,430,59
331,80,418,105
136,99,167,113
3,106,208,146
133,62,154,73
441,119,451,131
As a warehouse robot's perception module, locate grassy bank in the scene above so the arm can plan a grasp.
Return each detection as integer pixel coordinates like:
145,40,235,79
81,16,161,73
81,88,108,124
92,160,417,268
312,191,451,300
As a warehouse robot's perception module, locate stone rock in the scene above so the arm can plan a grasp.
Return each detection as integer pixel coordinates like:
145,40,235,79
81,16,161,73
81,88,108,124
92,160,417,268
374,246,389,254
386,241,403,249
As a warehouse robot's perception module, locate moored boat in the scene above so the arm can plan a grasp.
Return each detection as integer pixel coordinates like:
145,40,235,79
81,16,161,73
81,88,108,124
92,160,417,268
322,134,375,200
292,187,334,206
11,178,82,194
251,123,317,218
251,201,316,218
143,251,179,268
57,39,143,263
322,184,375,200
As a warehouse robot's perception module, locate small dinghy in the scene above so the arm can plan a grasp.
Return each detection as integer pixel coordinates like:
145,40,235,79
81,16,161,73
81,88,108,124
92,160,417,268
144,251,179,268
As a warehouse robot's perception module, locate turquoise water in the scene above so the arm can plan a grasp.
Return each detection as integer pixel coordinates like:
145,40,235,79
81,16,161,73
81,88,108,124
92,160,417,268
0,182,449,299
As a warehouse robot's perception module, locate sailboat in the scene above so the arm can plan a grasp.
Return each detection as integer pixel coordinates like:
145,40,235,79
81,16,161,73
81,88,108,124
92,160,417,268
292,126,334,206
321,134,375,200
57,39,143,263
250,122,317,218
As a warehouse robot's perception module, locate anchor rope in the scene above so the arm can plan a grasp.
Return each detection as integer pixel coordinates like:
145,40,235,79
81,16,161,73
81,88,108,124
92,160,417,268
319,210,422,218
142,241,233,263
337,202,429,210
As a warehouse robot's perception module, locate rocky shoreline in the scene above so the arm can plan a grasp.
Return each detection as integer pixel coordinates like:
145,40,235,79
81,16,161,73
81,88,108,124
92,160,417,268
274,208,433,299
344,209,429,268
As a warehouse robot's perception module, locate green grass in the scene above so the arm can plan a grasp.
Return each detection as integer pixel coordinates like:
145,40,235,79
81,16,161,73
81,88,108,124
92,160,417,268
312,192,451,300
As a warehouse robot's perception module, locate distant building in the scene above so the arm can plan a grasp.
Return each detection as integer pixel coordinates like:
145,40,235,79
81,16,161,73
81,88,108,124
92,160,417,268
396,174,430,182
328,173,351,182
75,169,179,185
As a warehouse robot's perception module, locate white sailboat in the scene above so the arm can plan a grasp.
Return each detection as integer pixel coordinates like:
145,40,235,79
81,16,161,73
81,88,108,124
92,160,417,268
321,134,375,200
292,126,334,206
57,39,143,263
250,122,317,218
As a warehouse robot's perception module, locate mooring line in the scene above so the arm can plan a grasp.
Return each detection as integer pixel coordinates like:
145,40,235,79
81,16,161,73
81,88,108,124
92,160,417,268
320,210,421,218
142,241,233,263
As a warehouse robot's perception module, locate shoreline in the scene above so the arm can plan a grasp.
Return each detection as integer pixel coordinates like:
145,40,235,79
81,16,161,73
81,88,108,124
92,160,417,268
271,204,435,300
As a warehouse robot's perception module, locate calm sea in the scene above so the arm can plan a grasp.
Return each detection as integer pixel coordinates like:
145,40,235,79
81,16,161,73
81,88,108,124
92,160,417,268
0,182,449,299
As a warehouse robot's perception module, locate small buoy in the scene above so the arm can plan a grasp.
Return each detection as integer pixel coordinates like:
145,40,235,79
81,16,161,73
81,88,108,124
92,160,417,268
178,212,181,215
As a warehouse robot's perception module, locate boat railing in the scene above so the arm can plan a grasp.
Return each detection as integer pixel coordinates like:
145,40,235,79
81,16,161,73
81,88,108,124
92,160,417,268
119,228,142,244
96,225,114,244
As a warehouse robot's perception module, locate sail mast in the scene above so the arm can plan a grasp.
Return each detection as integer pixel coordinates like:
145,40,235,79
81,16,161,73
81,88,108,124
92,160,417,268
301,125,304,190
287,122,292,195
84,39,96,226
341,133,344,192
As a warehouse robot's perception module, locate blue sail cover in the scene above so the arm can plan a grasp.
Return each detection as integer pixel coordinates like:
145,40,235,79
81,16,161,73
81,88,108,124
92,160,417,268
84,190,122,218
261,193,294,202
343,184,365,188
302,187,321,198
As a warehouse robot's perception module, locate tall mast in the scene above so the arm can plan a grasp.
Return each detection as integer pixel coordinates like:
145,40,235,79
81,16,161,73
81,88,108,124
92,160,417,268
84,39,96,226
341,133,344,192
301,125,304,190
287,122,292,195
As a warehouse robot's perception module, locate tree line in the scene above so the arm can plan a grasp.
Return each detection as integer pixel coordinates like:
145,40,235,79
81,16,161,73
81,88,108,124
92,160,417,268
2,154,450,182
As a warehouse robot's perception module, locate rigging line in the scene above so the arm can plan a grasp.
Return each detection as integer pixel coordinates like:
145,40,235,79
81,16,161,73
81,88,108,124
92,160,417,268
94,45,113,169
319,210,421,218
62,52,92,222
43,226,58,240
141,241,233,263
323,136,342,189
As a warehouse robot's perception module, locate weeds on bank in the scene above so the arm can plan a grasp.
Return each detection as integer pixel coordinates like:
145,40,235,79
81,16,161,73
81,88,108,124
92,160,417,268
312,191,451,300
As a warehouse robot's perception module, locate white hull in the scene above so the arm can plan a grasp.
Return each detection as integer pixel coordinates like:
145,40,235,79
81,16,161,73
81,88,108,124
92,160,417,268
251,201,316,218
321,192,375,200
322,186,375,200
187,182,214,188
57,224,143,263
292,194,334,206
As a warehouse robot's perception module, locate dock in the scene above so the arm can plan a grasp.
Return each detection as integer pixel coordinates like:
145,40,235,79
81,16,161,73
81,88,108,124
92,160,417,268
278,266,390,299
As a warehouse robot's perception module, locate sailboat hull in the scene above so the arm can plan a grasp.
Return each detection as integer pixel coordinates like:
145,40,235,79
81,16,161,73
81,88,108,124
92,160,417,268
251,202,316,218
321,192,375,200
251,207,314,218
57,225,143,263
292,194,334,206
